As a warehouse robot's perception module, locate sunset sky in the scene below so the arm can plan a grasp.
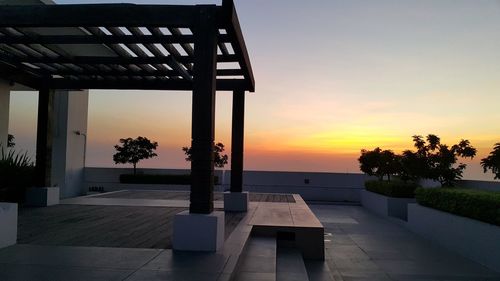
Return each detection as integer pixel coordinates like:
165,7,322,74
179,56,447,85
7,0,500,180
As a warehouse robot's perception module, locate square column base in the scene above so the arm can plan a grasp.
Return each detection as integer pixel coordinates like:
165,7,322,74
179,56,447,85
224,191,249,212
0,203,17,248
25,187,59,207
173,210,224,251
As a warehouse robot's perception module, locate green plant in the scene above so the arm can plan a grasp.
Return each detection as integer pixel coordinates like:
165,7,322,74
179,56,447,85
182,142,228,168
481,143,500,180
119,174,220,185
413,135,476,187
358,148,399,181
113,136,158,175
0,146,35,202
7,134,15,148
415,187,500,226
364,180,419,198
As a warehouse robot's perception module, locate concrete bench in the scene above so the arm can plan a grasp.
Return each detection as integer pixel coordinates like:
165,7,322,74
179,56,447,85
247,194,324,260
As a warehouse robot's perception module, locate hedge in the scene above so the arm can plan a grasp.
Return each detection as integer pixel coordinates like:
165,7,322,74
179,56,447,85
415,187,500,226
365,180,419,198
119,174,220,185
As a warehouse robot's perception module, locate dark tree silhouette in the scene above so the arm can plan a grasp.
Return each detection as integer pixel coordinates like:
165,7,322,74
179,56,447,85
113,136,158,175
398,149,426,183
182,142,228,168
481,143,500,179
411,134,476,187
358,147,399,181
7,134,14,147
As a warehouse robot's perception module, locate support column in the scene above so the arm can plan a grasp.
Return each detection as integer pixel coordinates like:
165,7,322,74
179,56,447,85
50,90,89,199
224,89,248,211
27,88,59,207
0,81,10,148
35,88,54,188
173,5,224,252
230,89,245,192
189,6,218,215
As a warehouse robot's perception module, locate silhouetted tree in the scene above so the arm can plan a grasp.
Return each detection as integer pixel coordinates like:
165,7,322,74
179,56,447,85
411,134,476,187
182,142,228,168
7,134,14,147
358,147,399,181
481,143,500,179
113,136,158,175
398,150,426,183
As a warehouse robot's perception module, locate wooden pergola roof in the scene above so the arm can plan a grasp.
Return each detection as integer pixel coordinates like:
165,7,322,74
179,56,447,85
0,0,255,92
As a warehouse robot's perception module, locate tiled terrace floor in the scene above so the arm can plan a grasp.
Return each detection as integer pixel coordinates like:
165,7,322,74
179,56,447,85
95,190,295,203
310,204,500,280
0,193,499,280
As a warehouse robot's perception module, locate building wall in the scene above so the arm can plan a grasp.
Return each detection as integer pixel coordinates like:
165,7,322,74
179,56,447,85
84,167,372,202
51,90,89,198
84,167,500,202
0,80,10,148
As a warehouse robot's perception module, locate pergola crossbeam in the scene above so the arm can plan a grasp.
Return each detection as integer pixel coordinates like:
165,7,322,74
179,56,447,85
0,4,201,27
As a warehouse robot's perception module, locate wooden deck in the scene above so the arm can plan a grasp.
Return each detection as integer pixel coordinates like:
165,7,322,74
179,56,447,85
95,190,296,203
18,205,245,249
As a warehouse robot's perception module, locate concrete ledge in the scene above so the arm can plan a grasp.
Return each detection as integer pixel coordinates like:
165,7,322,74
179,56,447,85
25,187,60,207
361,189,415,220
407,203,500,271
224,191,248,212
173,210,225,252
249,195,325,260
0,202,17,248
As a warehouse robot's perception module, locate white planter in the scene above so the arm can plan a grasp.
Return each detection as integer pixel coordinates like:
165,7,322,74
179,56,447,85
407,203,500,271
361,190,416,220
224,191,249,212
173,210,225,251
25,187,60,207
0,202,17,248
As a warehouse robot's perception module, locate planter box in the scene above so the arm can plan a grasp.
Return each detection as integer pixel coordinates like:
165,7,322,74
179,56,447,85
361,190,416,220
25,187,60,207
407,203,500,271
0,203,17,248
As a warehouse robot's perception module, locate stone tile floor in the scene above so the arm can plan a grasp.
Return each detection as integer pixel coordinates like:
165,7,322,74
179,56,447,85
310,204,500,281
0,203,499,280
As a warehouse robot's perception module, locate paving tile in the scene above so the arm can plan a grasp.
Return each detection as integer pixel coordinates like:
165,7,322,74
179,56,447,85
0,263,132,281
124,269,220,281
311,205,500,280
233,272,275,281
141,250,228,273
238,256,276,273
277,271,310,281
304,260,338,281
0,245,161,270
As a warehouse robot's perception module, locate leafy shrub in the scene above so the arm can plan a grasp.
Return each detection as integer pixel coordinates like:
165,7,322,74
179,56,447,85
120,174,220,185
0,147,35,203
365,180,419,198
415,187,500,226
481,143,500,180
358,148,399,181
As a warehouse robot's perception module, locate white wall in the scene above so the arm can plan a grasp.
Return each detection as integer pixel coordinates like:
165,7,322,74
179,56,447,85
0,80,10,148
460,179,500,192
51,90,89,198
84,167,500,202
84,167,372,202
420,178,500,191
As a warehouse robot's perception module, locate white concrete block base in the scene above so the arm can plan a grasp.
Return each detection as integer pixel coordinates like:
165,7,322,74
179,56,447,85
407,203,500,271
25,187,60,207
361,189,416,220
224,191,249,212
0,203,17,248
173,210,225,251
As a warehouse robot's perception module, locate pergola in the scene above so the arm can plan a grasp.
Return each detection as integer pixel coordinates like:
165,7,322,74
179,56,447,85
0,0,254,215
